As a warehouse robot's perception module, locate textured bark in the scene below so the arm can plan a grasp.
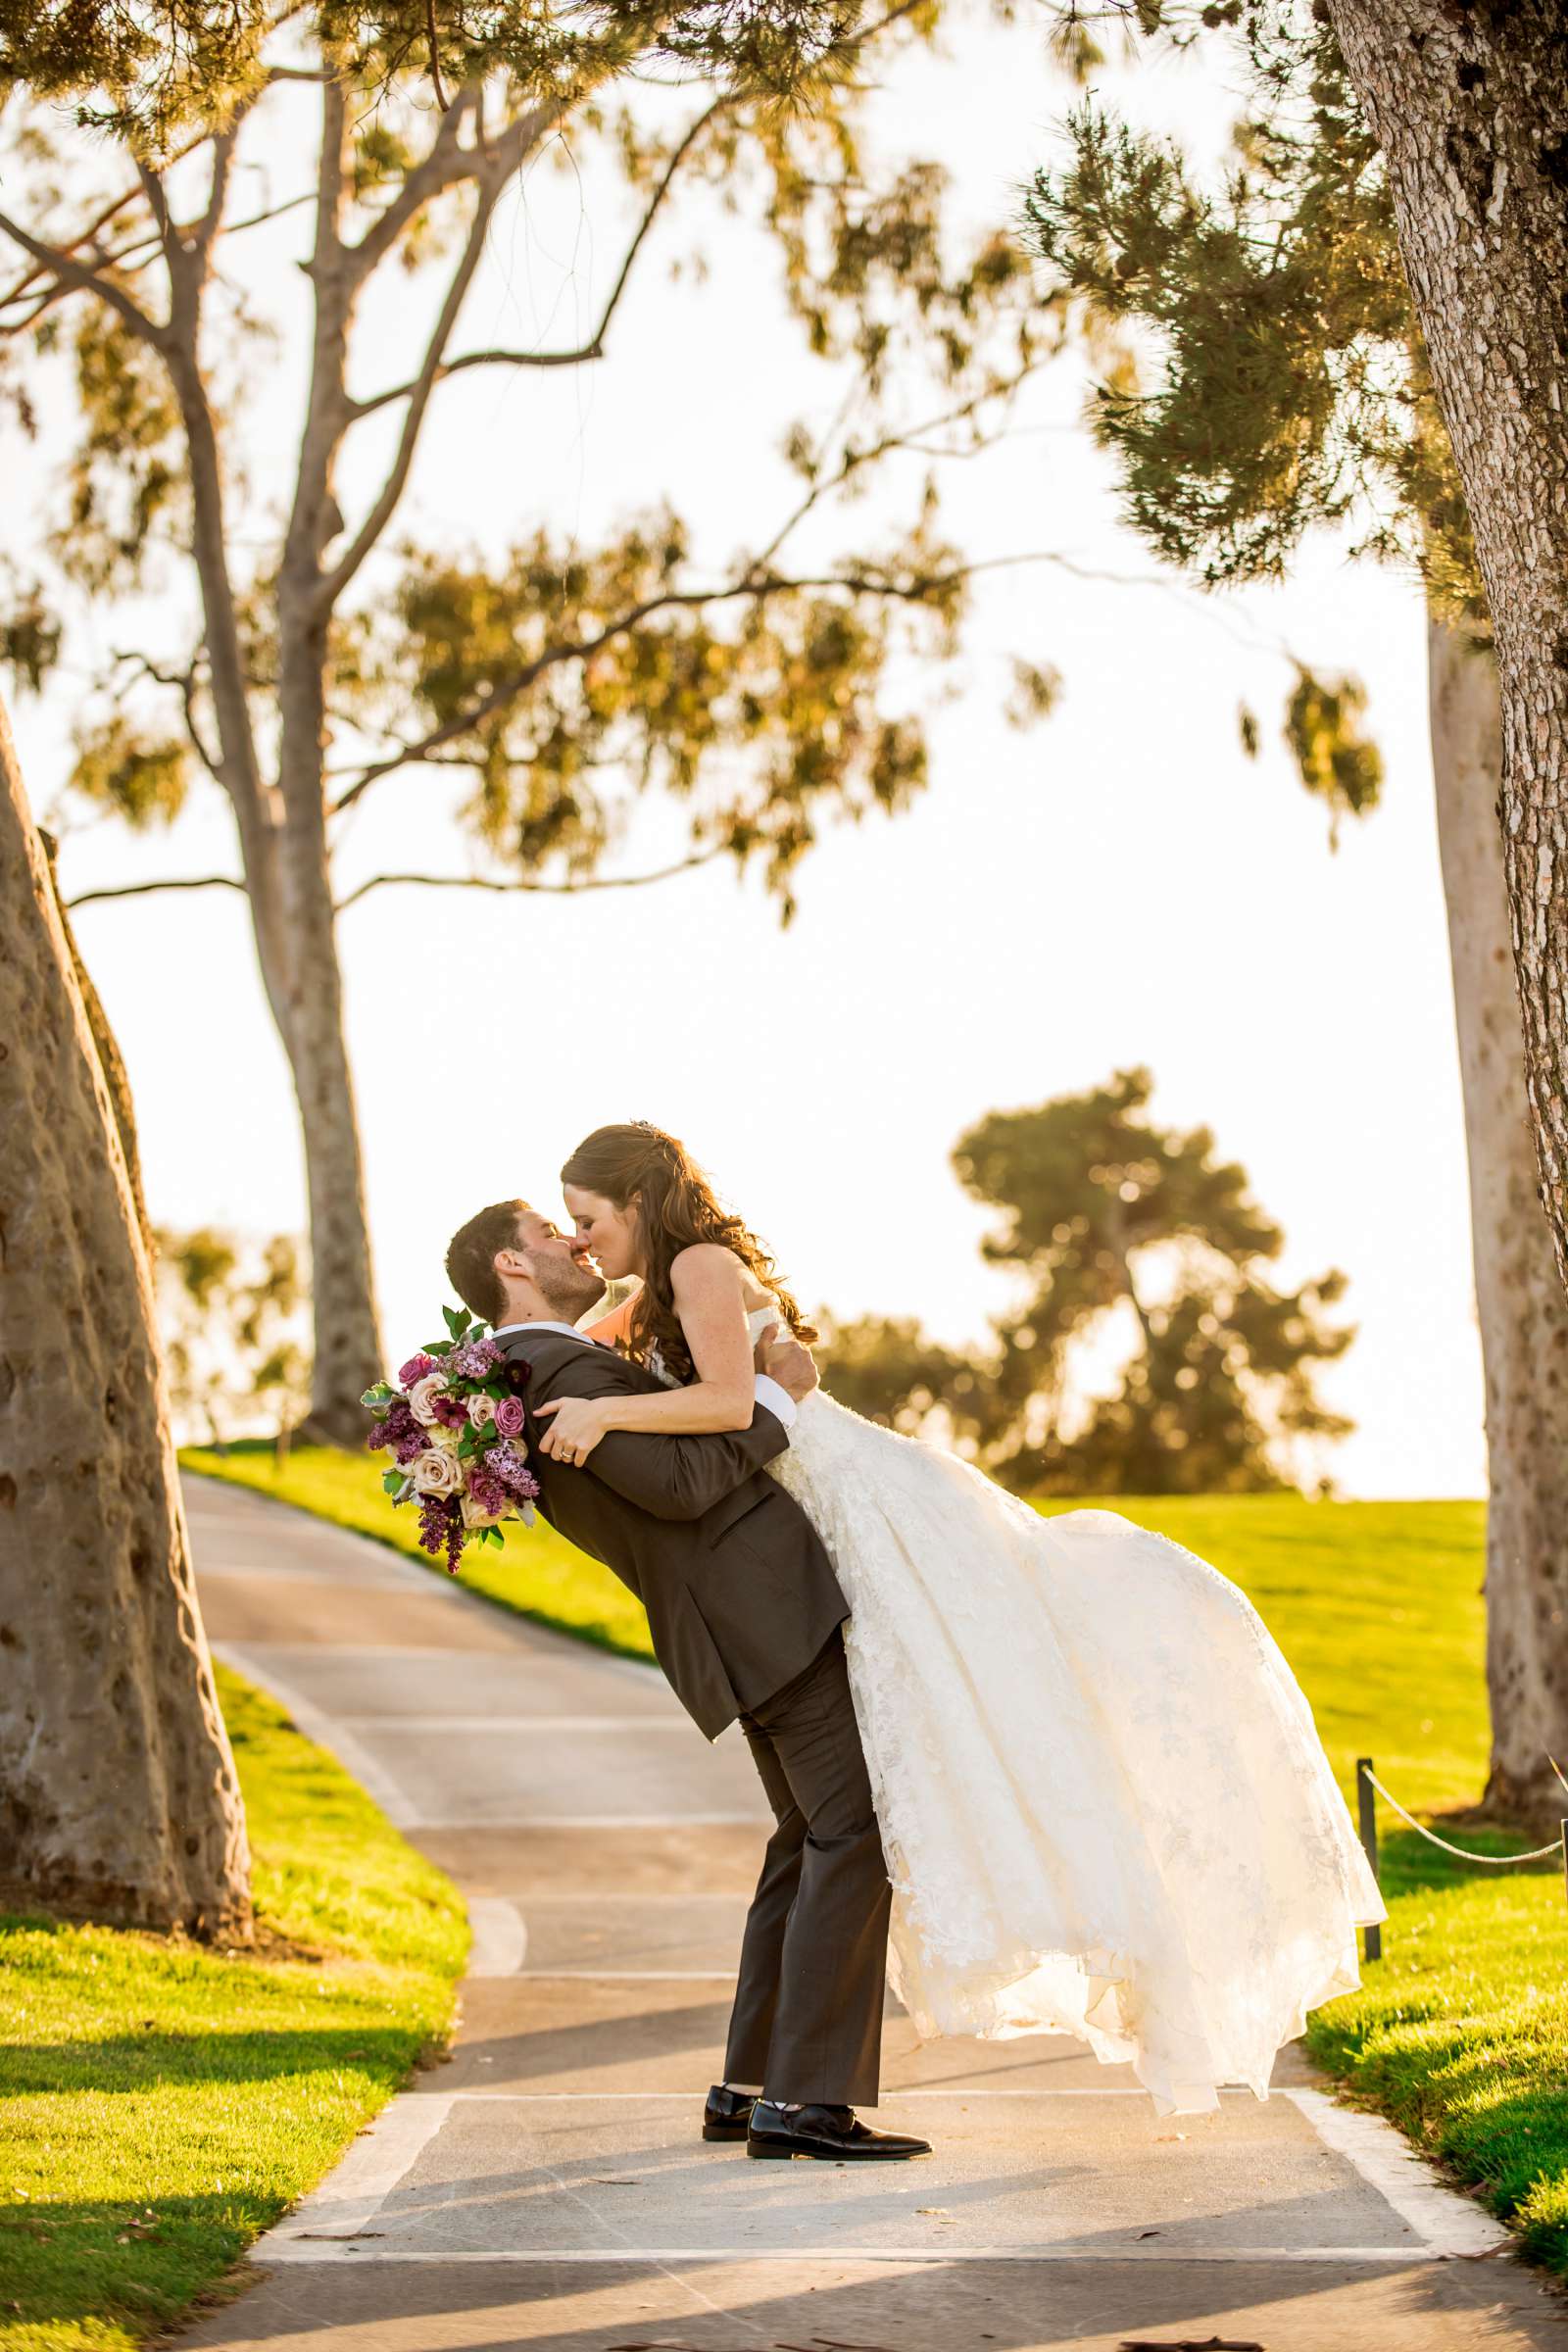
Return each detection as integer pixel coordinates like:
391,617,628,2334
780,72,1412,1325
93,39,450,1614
1429,618,1568,1823
1324,1,1568,1303
39,829,152,1256
0,697,251,1933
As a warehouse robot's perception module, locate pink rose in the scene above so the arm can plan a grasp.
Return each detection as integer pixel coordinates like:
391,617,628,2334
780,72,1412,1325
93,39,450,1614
399,1352,436,1386
494,1396,526,1438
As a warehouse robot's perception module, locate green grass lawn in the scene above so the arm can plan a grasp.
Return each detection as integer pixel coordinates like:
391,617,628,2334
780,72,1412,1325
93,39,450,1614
0,1664,468,2352
181,1452,1568,2273
184,1441,656,1658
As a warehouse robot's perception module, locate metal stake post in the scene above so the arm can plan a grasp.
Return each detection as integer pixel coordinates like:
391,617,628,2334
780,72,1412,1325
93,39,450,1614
1356,1757,1382,1961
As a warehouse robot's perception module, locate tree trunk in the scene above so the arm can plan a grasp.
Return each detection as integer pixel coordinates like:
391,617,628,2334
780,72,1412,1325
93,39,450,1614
168,248,384,1445
39,828,153,1256
1428,615,1568,1823
272,812,383,1446
0,696,251,1935
1324,1,1568,1297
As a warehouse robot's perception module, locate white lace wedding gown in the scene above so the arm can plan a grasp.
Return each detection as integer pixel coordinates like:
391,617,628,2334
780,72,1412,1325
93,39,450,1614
664,1303,1386,2117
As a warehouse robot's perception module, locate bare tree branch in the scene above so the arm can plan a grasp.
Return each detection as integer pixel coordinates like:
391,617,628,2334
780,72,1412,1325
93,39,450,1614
349,94,732,419
321,93,578,606
0,207,166,344
350,96,728,420
318,164,503,606
343,84,481,284
335,845,731,912
67,874,247,909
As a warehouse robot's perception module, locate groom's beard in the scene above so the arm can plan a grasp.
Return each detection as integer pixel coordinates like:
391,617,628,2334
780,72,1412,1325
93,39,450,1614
532,1256,606,1322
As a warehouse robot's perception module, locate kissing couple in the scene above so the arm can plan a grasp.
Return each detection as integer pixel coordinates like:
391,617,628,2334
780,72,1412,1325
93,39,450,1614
443,1121,1385,2165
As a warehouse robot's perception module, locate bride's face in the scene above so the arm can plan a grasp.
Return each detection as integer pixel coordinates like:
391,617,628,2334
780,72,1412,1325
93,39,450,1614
563,1184,643,1283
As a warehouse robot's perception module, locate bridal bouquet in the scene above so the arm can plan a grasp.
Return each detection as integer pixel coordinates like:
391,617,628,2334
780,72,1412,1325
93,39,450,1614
362,1305,540,1574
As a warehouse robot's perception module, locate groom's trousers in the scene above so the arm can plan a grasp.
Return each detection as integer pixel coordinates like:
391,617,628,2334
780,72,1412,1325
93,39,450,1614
723,1627,892,2108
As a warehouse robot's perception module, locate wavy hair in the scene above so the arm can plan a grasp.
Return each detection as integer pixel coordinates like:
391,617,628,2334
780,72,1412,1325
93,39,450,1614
560,1123,815,1387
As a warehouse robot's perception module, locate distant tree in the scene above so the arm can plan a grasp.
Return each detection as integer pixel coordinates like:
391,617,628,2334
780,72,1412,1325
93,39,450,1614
814,1068,1354,1493
952,1067,1353,1493
1024,7,1568,1819
2,1,1055,1442
155,1226,309,1447
812,1309,990,1445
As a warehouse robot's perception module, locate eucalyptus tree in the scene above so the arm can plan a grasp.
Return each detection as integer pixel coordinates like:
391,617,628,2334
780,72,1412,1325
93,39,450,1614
0,0,280,1934
1316,0,1568,1319
1025,5,1568,1818
0,670,252,1935
0,0,1053,1441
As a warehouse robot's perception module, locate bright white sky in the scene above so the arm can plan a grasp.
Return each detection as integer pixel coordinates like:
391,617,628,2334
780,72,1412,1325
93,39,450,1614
11,12,1487,1496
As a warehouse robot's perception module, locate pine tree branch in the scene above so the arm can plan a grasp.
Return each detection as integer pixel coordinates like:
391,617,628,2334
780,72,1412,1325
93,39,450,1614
334,846,731,912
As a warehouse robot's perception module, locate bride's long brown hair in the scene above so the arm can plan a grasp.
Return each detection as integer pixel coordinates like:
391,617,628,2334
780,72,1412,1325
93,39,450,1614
560,1123,816,1387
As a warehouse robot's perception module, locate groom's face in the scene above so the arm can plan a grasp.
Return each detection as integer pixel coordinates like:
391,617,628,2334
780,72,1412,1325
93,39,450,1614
512,1209,604,1319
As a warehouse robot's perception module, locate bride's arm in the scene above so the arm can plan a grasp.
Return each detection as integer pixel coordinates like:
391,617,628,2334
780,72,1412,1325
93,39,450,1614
533,1247,764,1464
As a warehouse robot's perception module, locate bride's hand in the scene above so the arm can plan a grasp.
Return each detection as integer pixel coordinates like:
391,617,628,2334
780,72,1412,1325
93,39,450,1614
533,1396,614,1467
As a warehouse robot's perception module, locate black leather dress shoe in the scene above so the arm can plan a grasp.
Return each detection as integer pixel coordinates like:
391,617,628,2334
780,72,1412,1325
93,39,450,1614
702,2084,758,2141
747,2101,932,2161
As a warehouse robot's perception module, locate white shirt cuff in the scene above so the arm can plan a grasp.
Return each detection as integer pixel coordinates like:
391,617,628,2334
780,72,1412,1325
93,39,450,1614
754,1373,796,1431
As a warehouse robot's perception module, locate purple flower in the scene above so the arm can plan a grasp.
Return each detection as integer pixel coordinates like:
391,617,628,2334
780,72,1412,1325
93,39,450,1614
466,1473,508,1517
368,1396,420,1453
430,1392,468,1429
449,1337,502,1378
399,1352,437,1386
487,1440,540,1501
494,1395,526,1439
416,1494,456,1558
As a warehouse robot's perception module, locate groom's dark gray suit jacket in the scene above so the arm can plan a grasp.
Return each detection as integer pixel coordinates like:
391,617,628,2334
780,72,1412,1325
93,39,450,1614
496,1326,849,1740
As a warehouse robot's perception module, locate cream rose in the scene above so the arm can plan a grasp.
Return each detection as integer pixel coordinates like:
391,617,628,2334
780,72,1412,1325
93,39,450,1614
429,1423,461,1457
408,1371,451,1427
461,1489,507,1530
466,1394,497,1431
409,1446,463,1498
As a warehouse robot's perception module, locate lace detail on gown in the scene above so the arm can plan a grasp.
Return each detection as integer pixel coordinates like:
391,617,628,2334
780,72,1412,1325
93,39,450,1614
658,1302,1385,2117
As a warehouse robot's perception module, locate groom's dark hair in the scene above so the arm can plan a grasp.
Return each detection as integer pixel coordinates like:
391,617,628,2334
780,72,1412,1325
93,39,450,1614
445,1200,530,1327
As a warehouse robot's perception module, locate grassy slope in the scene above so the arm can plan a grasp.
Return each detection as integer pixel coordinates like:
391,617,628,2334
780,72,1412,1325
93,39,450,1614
183,1452,1568,2269
184,1441,655,1658
0,1665,468,2352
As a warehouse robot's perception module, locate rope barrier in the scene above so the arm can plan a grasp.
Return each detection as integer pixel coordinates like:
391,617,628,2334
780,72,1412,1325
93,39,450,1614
1362,1769,1562,1866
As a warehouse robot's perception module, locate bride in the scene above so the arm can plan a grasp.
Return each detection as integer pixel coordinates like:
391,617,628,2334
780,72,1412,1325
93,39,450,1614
533,1120,1386,2118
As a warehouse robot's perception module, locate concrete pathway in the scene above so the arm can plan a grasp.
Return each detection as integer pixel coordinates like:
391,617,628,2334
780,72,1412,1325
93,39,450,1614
178,1474,1566,2351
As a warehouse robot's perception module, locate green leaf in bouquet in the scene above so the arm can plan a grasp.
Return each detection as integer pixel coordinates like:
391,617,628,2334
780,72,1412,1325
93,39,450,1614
381,1468,405,1495
443,1303,472,1340
457,1426,478,1458
422,1340,454,1357
361,1381,396,1407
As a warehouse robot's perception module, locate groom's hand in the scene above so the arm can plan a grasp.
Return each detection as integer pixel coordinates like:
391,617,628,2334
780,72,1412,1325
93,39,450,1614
755,1321,818,1403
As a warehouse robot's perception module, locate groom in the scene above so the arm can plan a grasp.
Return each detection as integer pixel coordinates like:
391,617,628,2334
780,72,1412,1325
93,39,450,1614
444,1200,930,2164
